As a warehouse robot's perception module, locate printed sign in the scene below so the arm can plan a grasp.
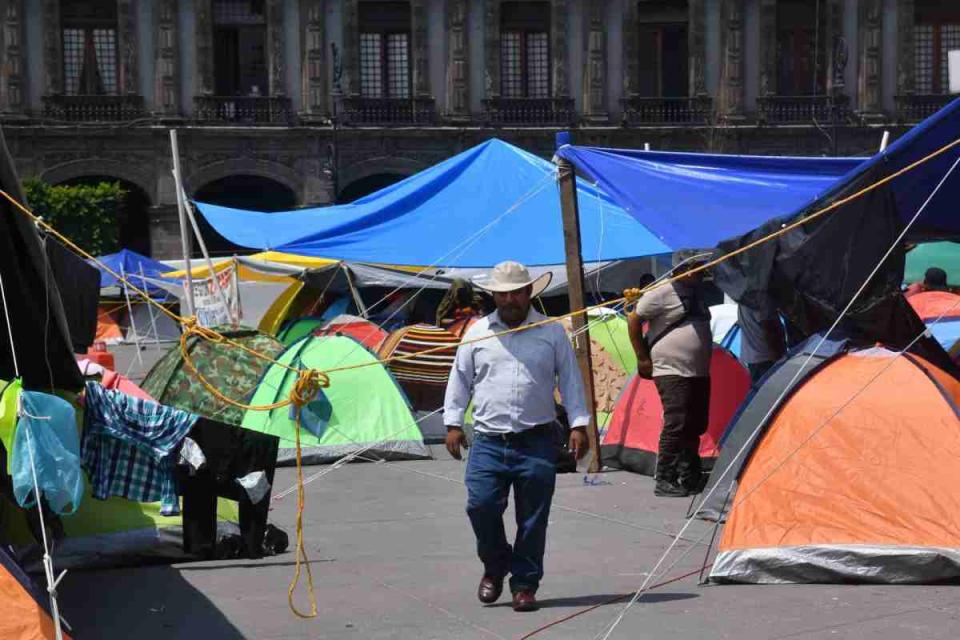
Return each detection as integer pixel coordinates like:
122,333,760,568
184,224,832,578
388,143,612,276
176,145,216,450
185,264,240,328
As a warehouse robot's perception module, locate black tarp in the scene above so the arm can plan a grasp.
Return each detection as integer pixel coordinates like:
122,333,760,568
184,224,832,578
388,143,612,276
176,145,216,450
0,127,82,390
713,167,958,376
43,236,100,352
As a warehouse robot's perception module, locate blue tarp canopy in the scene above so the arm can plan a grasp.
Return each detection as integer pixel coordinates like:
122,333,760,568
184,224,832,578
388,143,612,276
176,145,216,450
93,249,173,298
555,96,960,249
195,139,670,267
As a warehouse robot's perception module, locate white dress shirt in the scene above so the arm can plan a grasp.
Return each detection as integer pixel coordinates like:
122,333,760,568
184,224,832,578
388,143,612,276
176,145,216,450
443,308,590,434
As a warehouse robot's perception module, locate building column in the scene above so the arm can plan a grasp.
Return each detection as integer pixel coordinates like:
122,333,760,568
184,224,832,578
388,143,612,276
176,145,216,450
550,0,569,99
41,0,61,96
824,0,845,96
266,0,285,96
689,0,707,97
0,0,24,114
411,0,430,98
857,0,882,117
896,0,915,97
194,0,214,96
154,0,180,116
621,0,639,101
117,0,138,95
581,0,607,123
342,0,359,97
719,0,745,119
483,0,500,100
446,0,469,120
300,0,326,119
757,0,777,98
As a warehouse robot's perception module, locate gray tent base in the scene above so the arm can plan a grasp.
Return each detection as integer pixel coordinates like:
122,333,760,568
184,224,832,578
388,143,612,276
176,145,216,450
711,545,960,584
276,440,431,466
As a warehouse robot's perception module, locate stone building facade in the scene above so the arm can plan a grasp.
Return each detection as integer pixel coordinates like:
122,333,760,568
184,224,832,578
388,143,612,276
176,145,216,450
0,0,955,257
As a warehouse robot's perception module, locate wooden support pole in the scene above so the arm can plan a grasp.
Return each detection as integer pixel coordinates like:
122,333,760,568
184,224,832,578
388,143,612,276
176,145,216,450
556,153,602,474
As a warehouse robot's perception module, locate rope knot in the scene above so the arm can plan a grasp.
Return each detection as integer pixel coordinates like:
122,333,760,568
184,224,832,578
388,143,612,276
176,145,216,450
181,316,224,343
290,369,330,408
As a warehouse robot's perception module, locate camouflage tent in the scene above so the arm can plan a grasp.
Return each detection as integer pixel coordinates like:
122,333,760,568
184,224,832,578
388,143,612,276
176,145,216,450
141,326,284,425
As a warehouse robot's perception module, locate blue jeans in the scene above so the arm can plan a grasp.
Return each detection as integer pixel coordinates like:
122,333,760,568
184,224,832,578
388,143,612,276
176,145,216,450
465,429,557,593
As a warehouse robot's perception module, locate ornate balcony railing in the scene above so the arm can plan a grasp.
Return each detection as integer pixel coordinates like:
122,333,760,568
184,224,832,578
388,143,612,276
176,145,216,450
895,94,954,123
482,97,576,127
42,95,146,122
338,97,436,125
756,94,850,124
621,96,713,126
193,96,294,125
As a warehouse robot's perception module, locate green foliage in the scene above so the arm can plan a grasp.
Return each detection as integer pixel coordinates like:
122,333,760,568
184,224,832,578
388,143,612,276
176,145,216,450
23,179,127,256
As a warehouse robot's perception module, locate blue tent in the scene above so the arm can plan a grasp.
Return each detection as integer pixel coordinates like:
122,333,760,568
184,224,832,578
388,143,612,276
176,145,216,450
555,96,960,248
195,139,670,267
94,249,173,298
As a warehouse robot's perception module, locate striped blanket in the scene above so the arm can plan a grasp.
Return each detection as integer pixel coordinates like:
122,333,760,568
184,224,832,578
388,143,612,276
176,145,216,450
379,323,465,410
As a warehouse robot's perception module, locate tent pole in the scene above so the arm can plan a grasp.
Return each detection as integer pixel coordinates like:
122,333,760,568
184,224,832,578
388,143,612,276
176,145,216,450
170,129,195,317
342,263,369,319
556,135,603,474
119,265,144,372
181,192,238,326
138,264,163,350
879,130,890,152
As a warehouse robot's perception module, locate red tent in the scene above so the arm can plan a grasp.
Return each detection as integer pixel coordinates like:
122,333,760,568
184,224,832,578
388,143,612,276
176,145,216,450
313,314,388,353
907,290,960,320
601,346,751,475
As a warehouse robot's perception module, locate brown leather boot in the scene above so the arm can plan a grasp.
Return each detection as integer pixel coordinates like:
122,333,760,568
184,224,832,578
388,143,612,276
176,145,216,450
512,590,539,612
477,575,504,604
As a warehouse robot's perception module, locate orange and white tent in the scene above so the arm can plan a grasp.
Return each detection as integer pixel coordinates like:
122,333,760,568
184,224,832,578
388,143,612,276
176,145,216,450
700,346,960,584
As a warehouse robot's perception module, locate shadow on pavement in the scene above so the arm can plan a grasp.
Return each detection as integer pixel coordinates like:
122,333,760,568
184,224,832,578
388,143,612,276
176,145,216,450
59,564,245,640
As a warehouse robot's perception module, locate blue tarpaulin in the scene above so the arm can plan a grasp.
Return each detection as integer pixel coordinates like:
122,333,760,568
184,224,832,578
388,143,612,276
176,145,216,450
94,249,173,298
556,96,960,248
553,148,864,249
196,139,671,267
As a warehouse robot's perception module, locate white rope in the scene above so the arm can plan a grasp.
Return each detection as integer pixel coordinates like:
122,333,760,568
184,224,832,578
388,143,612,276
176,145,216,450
0,271,19,378
16,396,66,640
596,147,960,640
271,407,444,501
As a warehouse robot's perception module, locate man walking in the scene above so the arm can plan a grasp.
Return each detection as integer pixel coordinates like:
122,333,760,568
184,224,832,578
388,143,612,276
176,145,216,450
444,261,589,612
628,251,712,497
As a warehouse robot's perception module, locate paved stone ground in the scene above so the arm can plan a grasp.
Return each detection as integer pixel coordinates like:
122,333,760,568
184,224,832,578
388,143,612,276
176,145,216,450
57,455,960,640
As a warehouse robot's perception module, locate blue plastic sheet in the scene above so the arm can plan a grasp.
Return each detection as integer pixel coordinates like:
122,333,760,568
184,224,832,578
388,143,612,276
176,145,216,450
196,139,671,266
556,96,960,248
93,249,174,297
13,390,83,515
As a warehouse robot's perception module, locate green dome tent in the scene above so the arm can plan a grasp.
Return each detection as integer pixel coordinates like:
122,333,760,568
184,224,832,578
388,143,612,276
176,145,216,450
905,241,960,287
276,316,325,347
242,334,428,464
141,326,284,426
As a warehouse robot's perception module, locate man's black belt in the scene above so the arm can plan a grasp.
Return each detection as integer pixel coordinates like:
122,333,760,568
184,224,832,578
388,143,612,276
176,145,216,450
475,423,554,442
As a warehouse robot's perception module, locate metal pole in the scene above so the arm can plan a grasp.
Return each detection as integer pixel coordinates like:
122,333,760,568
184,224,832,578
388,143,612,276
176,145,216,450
138,264,163,349
170,129,195,317
880,130,890,152
119,265,144,371
556,137,603,474
181,191,237,325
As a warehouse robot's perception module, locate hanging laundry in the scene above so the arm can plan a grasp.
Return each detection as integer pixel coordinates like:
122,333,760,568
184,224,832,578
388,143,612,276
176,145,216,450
12,390,83,515
177,418,279,559
0,378,22,468
81,381,197,515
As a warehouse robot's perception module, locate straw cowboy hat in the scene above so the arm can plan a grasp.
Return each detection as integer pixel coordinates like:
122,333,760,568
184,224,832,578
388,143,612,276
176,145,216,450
472,261,553,297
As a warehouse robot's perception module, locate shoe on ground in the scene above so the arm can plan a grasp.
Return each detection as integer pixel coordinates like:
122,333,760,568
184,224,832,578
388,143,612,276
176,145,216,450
680,472,708,495
654,480,690,498
478,574,504,604
512,590,539,612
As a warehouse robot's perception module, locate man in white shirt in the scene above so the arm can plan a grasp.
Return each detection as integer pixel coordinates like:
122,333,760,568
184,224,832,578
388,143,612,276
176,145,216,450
444,261,589,612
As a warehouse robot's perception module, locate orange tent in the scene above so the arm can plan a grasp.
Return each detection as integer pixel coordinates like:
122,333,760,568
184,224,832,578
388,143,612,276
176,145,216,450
0,546,68,639
702,347,960,584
